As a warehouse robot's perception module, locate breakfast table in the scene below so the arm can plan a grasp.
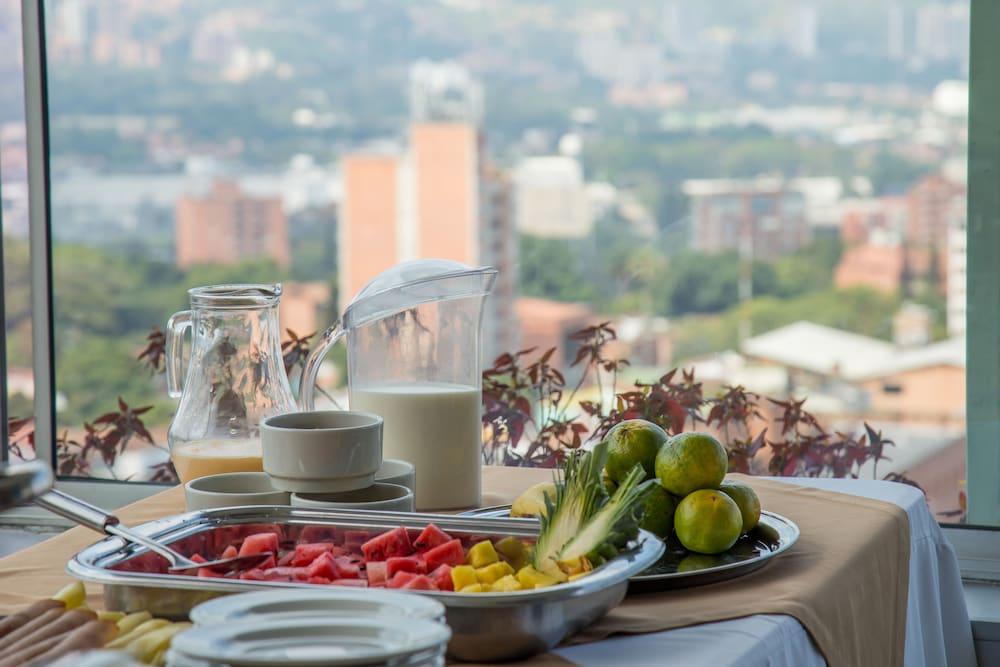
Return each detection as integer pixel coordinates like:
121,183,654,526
0,468,978,667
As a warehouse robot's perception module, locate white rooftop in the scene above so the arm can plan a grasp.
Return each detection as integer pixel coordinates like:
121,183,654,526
741,321,896,380
856,336,965,380
741,321,965,381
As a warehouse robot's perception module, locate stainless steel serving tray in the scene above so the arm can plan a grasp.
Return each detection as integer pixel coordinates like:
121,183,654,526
67,506,664,662
463,506,800,593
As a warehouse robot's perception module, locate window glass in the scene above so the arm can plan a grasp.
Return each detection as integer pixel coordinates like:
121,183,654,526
2,0,35,463
38,0,971,524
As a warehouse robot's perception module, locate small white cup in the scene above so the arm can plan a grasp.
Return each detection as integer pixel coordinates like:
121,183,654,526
185,472,290,511
262,411,383,493
375,459,415,493
290,483,415,512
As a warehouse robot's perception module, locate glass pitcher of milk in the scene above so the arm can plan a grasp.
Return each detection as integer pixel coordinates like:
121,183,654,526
299,260,496,510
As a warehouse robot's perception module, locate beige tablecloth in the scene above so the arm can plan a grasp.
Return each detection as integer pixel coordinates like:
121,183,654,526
0,467,910,667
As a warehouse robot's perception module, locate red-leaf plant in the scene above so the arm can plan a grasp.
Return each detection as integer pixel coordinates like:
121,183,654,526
30,327,322,483
481,323,922,490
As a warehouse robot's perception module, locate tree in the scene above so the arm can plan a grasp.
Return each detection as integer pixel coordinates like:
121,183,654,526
518,234,598,304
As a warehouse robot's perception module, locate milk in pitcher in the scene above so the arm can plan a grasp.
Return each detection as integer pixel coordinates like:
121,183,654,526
351,382,481,510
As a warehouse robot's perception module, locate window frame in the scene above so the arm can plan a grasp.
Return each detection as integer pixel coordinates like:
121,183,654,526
16,0,167,511
10,0,1000,565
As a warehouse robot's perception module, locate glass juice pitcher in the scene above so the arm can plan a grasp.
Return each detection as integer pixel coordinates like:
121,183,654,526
165,285,297,483
300,260,497,510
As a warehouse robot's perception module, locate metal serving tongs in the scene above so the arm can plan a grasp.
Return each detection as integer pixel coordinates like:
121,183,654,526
35,489,273,574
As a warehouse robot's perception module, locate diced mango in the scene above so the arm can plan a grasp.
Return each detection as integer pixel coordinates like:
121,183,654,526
569,571,592,582
476,561,515,585
516,565,560,589
490,575,523,592
451,565,479,591
459,583,485,593
467,540,499,568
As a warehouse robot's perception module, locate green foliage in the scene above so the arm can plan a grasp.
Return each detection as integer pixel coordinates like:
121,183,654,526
671,287,900,361
55,334,172,426
518,234,598,304
656,252,777,316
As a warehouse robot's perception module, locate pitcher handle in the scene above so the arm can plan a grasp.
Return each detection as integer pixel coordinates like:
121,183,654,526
299,320,347,410
165,310,192,399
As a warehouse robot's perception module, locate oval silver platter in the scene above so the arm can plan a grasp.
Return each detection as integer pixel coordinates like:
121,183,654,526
67,506,664,662
462,506,800,593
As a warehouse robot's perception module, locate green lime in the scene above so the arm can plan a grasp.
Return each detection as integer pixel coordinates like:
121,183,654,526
654,431,728,496
638,484,677,538
719,479,761,533
674,489,743,555
604,419,668,483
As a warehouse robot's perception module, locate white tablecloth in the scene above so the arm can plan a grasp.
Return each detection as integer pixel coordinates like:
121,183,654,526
554,477,977,667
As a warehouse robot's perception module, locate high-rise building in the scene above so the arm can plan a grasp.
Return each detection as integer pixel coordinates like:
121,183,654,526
905,174,965,249
947,217,967,337
887,3,906,61
787,5,819,58
175,180,290,268
915,2,970,70
513,156,592,239
409,60,483,124
683,178,810,261
339,123,517,358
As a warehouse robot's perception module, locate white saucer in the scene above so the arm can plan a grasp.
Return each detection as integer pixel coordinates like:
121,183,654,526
190,588,445,626
170,616,450,667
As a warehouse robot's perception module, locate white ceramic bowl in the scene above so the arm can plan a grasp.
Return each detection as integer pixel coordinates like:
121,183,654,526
261,411,383,493
375,459,415,492
184,472,290,511
290,482,414,512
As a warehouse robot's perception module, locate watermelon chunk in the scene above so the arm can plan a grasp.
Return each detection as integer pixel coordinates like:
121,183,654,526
387,556,427,578
307,576,331,585
221,545,238,560
277,551,295,567
344,530,372,543
306,552,342,580
299,525,340,544
239,568,266,581
332,579,369,587
334,556,361,579
429,564,454,591
423,539,465,571
261,566,310,581
362,526,413,561
256,555,277,571
190,553,207,563
386,571,420,589
238,532,279,558
401,574,437,591
291,543,335,567
413,524,452,551
366,561,388,586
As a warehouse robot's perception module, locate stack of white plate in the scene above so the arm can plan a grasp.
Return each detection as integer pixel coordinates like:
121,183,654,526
167,590,450,667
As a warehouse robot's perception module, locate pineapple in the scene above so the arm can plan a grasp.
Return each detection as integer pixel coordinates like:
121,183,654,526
460,583,485,593
515,565,560,589
490,575,523,592
476,561,515,585
451,565,479,591
467,540,499,568
532,441,655,575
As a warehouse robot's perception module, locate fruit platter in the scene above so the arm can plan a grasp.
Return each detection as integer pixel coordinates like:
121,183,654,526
66,505,663,661
468,421,800,592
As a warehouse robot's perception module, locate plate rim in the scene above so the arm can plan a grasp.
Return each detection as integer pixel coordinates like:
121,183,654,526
459,505,800,584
